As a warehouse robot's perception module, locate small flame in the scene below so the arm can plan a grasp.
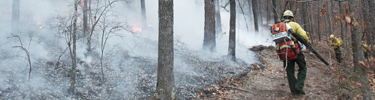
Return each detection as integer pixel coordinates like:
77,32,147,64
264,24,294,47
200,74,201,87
263,20,267,25
131,27,142,33
37,22,43,29
129,23,142,33
82,0,85,8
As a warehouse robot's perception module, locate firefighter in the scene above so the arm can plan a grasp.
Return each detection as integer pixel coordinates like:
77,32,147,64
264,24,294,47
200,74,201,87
329,34,343,63
363,41,369,59
282,10,309,95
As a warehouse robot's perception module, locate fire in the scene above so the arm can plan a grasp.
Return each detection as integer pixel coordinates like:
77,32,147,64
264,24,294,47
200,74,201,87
129,23,142,33
131,27,142,33
263,20,268,25
37,22,43,29
82,0,85,8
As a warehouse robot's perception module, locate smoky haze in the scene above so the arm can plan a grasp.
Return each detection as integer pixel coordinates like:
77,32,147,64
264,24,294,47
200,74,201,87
0,0,272,99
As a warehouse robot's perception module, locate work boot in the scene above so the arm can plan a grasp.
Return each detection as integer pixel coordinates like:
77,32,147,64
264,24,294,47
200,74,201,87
295,88,305,95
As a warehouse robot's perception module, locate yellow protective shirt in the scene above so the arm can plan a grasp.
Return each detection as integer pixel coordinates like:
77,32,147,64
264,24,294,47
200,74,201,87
363,43,368,52
331,38,343,49
287,22,309,43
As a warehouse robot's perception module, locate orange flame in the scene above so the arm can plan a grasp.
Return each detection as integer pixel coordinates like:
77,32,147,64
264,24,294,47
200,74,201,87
131,27,142,33
82,0,85,8
129,23,142,33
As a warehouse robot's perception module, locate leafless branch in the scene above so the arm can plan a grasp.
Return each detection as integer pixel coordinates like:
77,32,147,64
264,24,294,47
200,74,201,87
8,34,32,79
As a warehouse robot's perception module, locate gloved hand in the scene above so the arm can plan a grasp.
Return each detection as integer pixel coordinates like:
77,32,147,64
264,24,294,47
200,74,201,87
278,55,283,61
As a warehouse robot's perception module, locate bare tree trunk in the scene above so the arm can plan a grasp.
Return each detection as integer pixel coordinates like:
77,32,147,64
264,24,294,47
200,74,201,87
362,0,371,44
83,0,88,37
70,0,78,94
251,0,259,34
154,0,175,99
228,0,236,61
302,1,308,30
141,0,147,30
12,0,20,33
369,0,375,44
339,1,345,44
247,0,253,21
266,0,270,24
349,0,373,99
318,1,321,41
309,2,314,44
326,0,333,42
204,0,216,51
259,0,263,25
272,0,278,24
324,4,329,43
215,0,222,39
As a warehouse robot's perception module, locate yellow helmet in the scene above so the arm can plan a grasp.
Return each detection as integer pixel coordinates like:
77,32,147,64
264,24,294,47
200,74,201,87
283,10,294,17
329,34,334,39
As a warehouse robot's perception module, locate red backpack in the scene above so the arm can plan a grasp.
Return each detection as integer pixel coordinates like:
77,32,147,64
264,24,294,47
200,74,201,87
271,22,300,61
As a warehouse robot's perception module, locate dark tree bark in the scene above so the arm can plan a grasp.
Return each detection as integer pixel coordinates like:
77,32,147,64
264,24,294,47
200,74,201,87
154,0,175,99
141,0,147,30
83,0,88,37
228,0,236,61
250,0,259,33
309,2,314,44
349,0,373,99
272,0,278,24
318,1,321,41
369,0,375,44
324,6,329,43
12,0,20,33
302,1,308,30
70,0,78,94
326,0,333,42
362,0,371,45
203,0,216,51
215,0,222,39
339,1,345,42
248,0,253,21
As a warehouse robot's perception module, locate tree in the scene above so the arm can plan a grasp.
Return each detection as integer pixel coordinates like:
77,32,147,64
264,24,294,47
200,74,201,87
309,1,314,44
215,0,222,39
326,0,333,42
302,1,308,30
362,0,371,45
339,1,345,42
69,0,78,94
250,0,259,34
141,0,147,30
98,15,123,82
349,0,372,99
11,0,20,33
369,0,375,44
203,0,216,51
228,0,236,61
318,1,321,41
153,0,175,99
87,0,117,52
272,0,278,24
83,0,88,37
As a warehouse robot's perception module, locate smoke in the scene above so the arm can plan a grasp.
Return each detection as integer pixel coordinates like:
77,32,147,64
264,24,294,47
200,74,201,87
0,0,272,99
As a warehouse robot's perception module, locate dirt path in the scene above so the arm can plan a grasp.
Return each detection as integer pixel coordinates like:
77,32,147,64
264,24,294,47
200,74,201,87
201,46,340,100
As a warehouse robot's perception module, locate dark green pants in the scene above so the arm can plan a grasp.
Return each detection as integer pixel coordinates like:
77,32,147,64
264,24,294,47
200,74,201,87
334,48,342,63
364,52,368,59
283,52,307,95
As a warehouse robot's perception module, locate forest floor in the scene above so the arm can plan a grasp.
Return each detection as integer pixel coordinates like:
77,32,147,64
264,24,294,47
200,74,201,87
197,41,375,100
